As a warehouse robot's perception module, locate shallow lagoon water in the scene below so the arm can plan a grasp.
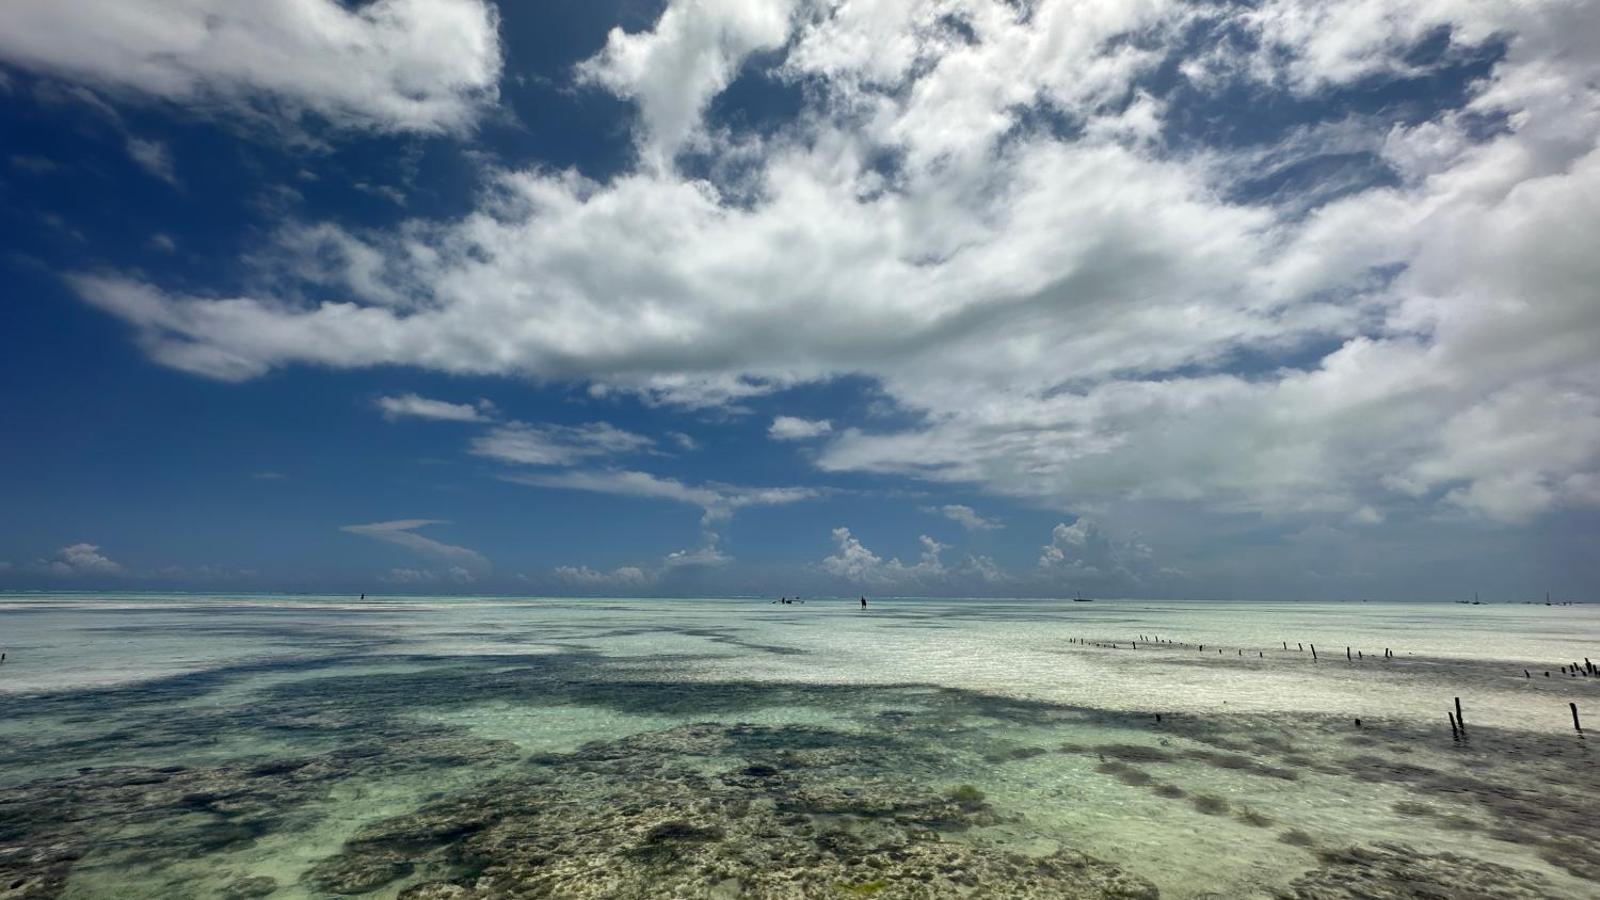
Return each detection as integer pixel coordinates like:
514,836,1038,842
1,594,1597,898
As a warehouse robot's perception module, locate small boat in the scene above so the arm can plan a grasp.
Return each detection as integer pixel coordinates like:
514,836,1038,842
1072,594,1093,602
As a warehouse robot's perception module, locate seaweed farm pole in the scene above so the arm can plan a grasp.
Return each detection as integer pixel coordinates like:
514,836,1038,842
1573,703,1583,736
1347,646,1352,661
1455,697,1466,734
1310,644,1318,661
1449,712,1460,741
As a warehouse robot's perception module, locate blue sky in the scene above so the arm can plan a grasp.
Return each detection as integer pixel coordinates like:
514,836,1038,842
1,0,1597,599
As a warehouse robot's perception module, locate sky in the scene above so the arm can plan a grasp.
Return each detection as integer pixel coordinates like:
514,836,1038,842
1,0,1597,600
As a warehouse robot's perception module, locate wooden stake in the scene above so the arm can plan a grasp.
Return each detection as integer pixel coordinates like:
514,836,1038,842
1310,644,1318,661
1455,697,1465,733
1572,703,1583,735
1448,712,1460,741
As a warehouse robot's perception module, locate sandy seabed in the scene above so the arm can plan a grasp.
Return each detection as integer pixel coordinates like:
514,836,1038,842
1,594,1597,898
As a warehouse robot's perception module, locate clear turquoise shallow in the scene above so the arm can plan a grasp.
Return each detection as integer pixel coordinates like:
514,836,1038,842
1,594,1597,898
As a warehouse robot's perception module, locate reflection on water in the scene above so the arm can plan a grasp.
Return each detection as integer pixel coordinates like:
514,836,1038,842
1,595,1597,898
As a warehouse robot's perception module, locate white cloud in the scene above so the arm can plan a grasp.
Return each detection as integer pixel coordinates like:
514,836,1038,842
554,564,650,587
577,0,797,167
663,538,732,570
125,137,176,185
929,504,1002,531
820,527,946,586
149,233,177,253
341,518,489,574
667,431,699,451
470,421,652,466
0,0,502,133
63,0,1600,531
769,416,833,441
554,533,727,591
377,392,491,423
1038,518,1155,582
10,154,59,174
501,468,815,524
386,565,477,584
46,542,125,575
817,526,1020,591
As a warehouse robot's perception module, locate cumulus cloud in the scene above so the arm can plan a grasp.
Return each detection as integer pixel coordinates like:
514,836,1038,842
385,565,477,585
554,533,727,592
929,504,1002,531
470,422,652,466
341,518,489,574
377,392,491,423
63,0,1600,532
554,564,650,588
1038,518,1156,582
577,0,797,166
0,0,502,133
663,539,732,570
46,542,125,575
820,527,946,585
769,416,833,441
810,520,1172,593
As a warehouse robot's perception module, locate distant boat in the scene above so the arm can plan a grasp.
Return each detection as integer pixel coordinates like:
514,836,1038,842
1073,594,1093,602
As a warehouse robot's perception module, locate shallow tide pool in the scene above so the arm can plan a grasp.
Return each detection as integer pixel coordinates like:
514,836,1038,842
1,594,1597,898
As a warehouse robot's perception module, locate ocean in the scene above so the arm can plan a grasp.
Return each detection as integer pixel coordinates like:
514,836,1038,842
1,593,1596,898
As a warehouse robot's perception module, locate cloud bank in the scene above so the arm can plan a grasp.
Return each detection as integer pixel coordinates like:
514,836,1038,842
56,0,1600,539
0,0,502,133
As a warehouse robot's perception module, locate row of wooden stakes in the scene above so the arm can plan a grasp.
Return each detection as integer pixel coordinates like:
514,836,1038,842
1064,636,1591,738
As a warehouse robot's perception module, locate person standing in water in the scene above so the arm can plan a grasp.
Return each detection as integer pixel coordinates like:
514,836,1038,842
860,596,867,609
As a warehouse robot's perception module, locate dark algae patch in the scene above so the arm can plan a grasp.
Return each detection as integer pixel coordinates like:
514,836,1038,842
0,642,1595,898
299,722,1158,898
1276,842,1555,899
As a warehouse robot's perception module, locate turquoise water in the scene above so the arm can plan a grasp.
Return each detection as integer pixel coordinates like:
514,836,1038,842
1,594,1597,898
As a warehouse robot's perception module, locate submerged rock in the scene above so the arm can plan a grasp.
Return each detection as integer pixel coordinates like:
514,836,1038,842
1276,842,1553,899
219,875,277,898
300,723,1157,898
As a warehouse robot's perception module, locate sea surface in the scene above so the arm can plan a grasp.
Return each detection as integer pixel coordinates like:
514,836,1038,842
1,593,1597,898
